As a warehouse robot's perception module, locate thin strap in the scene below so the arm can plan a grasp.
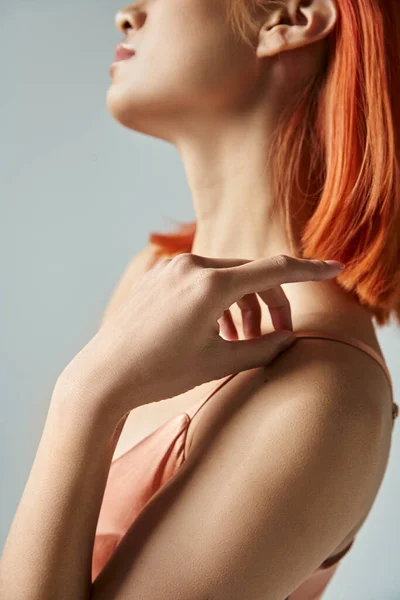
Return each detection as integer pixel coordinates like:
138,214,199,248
294,331,393,393
186,373,238,421
294,330,395,405
186,330,398,423
296,330,398,424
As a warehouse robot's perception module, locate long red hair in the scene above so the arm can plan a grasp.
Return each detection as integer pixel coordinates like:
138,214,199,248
149,0,400,327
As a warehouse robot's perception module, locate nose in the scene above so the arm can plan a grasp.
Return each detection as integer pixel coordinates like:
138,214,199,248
115,3,146,34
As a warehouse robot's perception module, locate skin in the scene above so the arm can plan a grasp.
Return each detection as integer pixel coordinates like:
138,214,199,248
107,0,379,347
61,255,344,413
0,2,393,600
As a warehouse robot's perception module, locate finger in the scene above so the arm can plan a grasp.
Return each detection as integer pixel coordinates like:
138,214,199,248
215,329,298,376
235,293,262,338
194,255,292,332
192,253,344,274
256,287,293,331
218,309,239,340
212,256,344,314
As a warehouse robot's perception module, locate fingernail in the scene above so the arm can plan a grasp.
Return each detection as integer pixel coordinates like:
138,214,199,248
324,260,345,269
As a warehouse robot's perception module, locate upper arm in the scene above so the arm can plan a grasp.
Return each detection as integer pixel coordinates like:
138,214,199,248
100,243,162,327
91,358,387,600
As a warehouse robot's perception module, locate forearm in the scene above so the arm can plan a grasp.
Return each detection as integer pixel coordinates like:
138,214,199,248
0,376,131,600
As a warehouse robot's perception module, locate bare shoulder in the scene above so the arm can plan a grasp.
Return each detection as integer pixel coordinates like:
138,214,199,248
92,336,393,600
100,242,164,326
190,334,393,452
266,334,394,429
264,335,395,534
188,334,393,523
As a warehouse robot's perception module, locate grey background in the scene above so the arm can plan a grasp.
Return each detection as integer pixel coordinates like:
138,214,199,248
1,2,399,598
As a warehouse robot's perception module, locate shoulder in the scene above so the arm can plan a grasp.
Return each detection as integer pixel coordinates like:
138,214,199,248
191,335,392,449
187,338,392,558
188,336,392,510
92,339,392,599
100,243,165,325
262,333,393,428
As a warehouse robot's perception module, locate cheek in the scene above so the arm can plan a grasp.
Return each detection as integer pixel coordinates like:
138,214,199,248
106,42,230,116
106,51,257,131
106,4,257,120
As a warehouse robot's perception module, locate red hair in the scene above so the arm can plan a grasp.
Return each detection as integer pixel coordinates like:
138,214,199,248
149,0,400,327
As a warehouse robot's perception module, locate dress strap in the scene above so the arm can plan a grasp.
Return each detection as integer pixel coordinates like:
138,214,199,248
185,373,238,421
294,330,398,424
186,330,398,424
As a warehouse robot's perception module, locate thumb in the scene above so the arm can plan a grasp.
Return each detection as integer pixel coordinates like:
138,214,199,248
223,330,297,373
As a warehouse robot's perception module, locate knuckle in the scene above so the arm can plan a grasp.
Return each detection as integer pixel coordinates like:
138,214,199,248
158,258,173,269
271,254,293,269
169,252,194,271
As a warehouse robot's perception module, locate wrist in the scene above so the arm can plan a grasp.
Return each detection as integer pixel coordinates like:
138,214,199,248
52,368,129,430
53,351,152,424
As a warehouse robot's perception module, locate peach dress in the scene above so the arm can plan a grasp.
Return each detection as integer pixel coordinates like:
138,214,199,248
92,330,398,598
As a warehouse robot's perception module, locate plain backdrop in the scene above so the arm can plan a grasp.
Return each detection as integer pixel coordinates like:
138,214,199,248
1,2,399,598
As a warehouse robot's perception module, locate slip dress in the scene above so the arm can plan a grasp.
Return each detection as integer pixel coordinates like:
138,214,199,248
92,329,398,598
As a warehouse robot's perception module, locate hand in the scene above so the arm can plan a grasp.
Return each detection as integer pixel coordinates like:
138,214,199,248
58,254,344,416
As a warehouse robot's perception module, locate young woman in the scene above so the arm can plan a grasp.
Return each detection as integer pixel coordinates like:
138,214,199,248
2,0,399,599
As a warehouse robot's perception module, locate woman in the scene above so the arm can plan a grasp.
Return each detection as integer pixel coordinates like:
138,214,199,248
1,0,399,598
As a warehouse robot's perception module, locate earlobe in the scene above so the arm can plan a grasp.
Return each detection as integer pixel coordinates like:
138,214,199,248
256,0,338,59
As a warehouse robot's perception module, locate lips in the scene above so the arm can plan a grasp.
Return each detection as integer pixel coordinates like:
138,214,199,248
114,44,135,62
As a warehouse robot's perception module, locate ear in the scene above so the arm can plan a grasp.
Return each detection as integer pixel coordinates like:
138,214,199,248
256,0,338,58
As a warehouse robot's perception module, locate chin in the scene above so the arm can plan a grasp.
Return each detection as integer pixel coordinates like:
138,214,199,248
105,84,185,143
106,85,146,131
